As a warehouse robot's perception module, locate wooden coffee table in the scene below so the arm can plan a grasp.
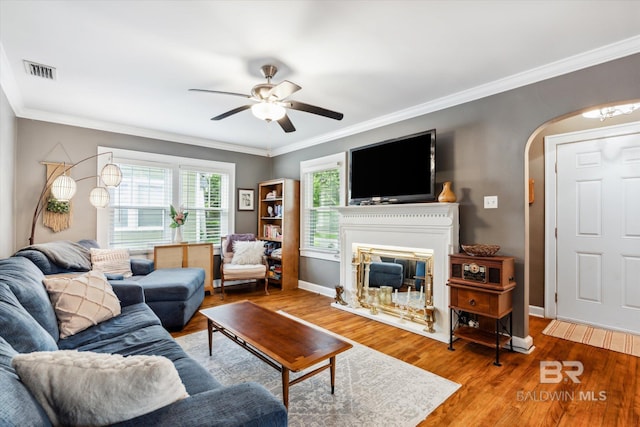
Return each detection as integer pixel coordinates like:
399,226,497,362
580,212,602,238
200,301,352,408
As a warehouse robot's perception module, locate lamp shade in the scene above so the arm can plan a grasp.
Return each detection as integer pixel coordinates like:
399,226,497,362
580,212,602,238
51,175,77,201
251,102,286,121
100,163,122,187
89,187,110,208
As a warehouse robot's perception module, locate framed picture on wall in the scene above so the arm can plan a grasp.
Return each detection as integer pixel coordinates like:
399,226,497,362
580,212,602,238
238,188,255,211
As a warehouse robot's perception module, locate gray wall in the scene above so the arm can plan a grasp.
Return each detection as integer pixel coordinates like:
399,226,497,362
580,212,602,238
15,120,272,249
9,54,640,340
273,53,640,340
0,87,17,257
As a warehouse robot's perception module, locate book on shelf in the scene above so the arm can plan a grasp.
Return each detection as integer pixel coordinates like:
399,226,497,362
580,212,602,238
263,224,282,239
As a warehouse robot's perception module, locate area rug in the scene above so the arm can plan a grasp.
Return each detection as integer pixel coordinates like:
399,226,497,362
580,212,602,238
542,319,640,357
175,316,460,427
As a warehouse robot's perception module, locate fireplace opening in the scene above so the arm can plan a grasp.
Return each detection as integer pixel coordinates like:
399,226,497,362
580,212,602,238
351,244,436,332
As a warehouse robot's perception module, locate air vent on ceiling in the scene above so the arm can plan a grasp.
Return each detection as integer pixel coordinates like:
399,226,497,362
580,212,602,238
23,60,56,80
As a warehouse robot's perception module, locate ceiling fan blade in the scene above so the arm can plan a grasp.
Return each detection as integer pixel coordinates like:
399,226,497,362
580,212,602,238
189,88,251,98
277,114,296,133
287,101,344,121
267,80,301,101
211,105,252,120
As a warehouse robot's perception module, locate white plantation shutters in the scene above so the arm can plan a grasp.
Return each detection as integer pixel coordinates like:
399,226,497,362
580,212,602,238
300,153,346,260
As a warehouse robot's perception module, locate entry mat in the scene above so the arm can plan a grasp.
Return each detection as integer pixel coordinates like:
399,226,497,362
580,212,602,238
543,319,640,357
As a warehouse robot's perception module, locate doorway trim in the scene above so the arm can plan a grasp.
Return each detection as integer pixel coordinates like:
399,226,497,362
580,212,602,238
543,121,640,319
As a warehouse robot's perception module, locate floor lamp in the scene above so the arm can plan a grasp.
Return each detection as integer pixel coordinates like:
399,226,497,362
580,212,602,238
29,152,122,245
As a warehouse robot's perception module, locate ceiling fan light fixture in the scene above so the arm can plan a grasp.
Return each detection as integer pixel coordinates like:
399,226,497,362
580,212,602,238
251,102,286,122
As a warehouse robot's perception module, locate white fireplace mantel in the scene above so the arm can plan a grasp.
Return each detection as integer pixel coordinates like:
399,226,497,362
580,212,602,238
333,203,459,343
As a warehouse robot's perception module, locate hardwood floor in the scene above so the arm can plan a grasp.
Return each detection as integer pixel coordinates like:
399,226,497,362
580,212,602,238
172,285,639,426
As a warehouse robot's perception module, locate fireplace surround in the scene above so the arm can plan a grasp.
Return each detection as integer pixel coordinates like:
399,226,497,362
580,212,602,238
333,203,459,343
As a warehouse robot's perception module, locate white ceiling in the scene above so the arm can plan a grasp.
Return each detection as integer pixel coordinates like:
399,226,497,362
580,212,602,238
1,1,639,157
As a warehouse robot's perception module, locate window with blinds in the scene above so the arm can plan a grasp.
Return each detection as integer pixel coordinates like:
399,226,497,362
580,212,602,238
98,147,235,252
300,152,346,260
179,168,229,245
109,163,172,250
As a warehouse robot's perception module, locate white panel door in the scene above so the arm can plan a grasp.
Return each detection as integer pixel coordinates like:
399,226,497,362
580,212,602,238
555,128,640,333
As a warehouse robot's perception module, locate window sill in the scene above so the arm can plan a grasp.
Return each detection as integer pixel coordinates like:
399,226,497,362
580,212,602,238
300,249,340,262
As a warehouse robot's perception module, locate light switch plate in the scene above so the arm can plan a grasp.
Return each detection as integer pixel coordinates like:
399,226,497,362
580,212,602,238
484,196,498,209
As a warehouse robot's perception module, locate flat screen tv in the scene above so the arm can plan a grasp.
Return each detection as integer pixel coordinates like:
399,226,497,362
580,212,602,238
349,129,436,205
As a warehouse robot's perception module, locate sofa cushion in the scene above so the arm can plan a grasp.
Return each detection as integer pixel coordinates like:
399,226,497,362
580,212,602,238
90,248,133,278
0,336,52,427
0,257,59,339
130,257,154,275
12,350,189,426
59,321,222,396
43,271,121,339
137,268,204,302
231,240,266,265
223,263,267,280
0,284,58,353
57,302,161,350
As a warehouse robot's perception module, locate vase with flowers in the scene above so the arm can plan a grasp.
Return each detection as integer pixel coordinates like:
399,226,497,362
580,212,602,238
169,205,188,243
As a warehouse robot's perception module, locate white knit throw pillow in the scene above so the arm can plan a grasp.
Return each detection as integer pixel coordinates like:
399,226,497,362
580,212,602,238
90,248,133,278
12,350,189,426
43,271,121,339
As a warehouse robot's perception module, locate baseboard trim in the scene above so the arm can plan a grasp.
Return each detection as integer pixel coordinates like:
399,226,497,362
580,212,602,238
529,305,545,318
299,281,537,354
298,280,335,298
511,335,536,354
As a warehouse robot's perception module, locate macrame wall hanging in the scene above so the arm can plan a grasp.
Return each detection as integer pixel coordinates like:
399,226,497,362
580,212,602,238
42,162,73,232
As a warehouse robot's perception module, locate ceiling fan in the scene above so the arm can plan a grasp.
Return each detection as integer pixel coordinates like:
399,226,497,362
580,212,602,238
189,64,343,133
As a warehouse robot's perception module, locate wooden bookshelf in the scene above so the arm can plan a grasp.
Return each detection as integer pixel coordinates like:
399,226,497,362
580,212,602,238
258,178,300,291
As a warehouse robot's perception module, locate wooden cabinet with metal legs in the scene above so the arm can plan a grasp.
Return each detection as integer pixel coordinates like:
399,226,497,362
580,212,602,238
447,254,516,366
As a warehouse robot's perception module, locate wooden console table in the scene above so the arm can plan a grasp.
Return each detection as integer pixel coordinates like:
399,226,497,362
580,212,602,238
154,242,214,294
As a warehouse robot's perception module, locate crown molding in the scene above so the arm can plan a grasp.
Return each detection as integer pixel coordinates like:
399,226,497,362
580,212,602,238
272,35,640,156
16,107,270,156
4,36,640,158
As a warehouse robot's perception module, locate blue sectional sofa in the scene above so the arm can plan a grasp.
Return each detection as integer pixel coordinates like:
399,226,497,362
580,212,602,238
14,240,204,330
0,256,287,426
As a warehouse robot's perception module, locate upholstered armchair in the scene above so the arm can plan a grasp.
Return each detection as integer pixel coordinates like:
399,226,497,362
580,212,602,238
219,234,269,299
